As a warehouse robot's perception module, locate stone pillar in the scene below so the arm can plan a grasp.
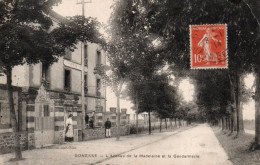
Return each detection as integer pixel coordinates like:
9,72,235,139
54,105,65,144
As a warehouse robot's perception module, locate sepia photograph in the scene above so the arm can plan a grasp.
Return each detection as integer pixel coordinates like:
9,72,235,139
0,0,259,164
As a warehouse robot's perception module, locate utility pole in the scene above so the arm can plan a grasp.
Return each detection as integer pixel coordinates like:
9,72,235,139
136,111,138,136
76,0,92,140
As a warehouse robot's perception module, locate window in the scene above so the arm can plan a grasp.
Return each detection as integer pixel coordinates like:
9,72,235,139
95,106,103,112
96,79,101,95
64,69,71,91
84,75,87,88
84,45,88,66
84,104,87,112
64,48,72,60
96,51,101,66
110,108,116,113
43,105,50,117
42,63,50,88
97,79,101,89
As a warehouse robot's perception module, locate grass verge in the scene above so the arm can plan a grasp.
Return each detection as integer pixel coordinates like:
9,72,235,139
212,127,260,165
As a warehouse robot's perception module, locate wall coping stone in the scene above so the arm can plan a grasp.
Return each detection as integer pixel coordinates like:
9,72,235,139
0,129,13,134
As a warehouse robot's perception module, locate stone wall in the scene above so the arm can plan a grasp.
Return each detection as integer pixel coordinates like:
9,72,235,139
84,125,130,141
0,131,34,154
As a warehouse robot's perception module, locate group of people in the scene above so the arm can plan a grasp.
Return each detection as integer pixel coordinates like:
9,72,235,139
85,113,94,129
65,113,112,142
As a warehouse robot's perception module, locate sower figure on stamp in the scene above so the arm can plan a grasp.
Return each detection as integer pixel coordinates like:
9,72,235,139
105,118,112,138
198,28,221,64
65,114,74,142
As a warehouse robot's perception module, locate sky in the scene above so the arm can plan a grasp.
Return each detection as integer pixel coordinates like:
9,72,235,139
53,0,114,24
243,74,255,120
179,79,194,102
53,1,255,120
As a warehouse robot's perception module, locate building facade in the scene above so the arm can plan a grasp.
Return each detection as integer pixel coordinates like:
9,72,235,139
0,12,132,154
0,12,106,153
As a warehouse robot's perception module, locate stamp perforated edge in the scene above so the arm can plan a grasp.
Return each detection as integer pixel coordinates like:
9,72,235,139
189,24,228,70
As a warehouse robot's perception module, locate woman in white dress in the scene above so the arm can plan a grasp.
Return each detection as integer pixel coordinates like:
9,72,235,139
65,114,73,142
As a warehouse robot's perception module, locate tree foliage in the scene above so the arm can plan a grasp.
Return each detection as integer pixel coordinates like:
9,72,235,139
194,70,232,121
0,1,102,71
110,0,259,136
126,74,180,117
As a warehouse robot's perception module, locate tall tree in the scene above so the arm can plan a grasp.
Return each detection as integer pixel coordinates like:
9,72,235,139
0,0,102,160
194,70,232,128
104,0,167,138
229,0,260,147
125,74,180,134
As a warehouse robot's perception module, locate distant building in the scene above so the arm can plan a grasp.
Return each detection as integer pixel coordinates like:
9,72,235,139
105,108,130,126
130,112,159,125
86,107,130,128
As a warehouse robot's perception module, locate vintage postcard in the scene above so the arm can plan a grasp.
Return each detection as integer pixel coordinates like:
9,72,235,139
0,0,259,165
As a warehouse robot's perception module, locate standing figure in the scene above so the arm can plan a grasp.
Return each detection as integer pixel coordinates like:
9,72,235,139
197,28,221,64
89,119,94,129
65,114,74,142
89,111,95,129
105,118,112,138
85,114,89,128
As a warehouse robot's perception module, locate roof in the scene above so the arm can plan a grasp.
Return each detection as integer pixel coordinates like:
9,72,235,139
48,10,68,23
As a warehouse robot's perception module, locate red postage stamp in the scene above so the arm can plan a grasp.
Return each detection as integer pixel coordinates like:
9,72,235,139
190,24,228,69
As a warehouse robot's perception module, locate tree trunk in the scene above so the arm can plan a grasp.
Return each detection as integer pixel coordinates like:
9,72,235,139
233,109,237,131
235,75,244,136
174,118,177,127
135,93,139,136
179,118,182,127
255,61,260,147
221,117,224,130
229,73,238,133
223,117,226,130
116,94,120,141
135,112,138,136
159,118,162,132
225,117,228,130
165,118,167,130
148,110,151,134
231,111,234,133
6,67,22,160
116,82,123,141
228,116,231,131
